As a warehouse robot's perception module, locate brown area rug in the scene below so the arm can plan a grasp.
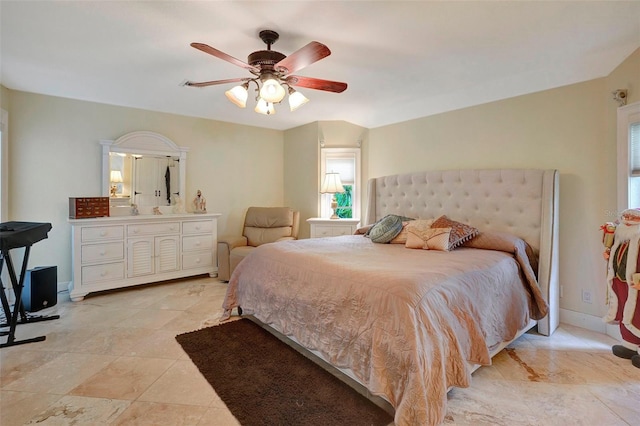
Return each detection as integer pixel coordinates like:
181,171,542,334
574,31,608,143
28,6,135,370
176,318,393,426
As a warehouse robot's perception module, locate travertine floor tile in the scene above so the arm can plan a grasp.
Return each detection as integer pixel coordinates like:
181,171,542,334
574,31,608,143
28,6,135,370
3,352,116,394
69,356,175,400
24,395,130,425
111,401,208,425
137,359,219,406
0,390,61,426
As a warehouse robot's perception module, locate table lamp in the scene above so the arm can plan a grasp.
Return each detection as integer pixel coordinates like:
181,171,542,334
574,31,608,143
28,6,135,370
110,170,123,197
320,172,345,219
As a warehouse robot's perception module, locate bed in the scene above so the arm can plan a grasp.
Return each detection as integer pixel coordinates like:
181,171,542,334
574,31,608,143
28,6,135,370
222,168,559,425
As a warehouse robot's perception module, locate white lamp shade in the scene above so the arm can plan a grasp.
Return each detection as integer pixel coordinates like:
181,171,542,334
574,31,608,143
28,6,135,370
320,172,345,194
288,90,309,111
255,98,276,115
110,170,123,183
225,84,248,108
259,78,286,103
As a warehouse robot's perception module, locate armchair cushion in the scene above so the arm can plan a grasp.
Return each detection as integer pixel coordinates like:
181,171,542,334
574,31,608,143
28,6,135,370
243,207,295,246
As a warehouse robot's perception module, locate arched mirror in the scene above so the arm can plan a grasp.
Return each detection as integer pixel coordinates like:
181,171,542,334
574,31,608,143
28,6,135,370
101,131,187,210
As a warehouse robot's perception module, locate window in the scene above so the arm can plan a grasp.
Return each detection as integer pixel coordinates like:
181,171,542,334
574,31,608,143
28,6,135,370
320,148,361,219
617,102,640,212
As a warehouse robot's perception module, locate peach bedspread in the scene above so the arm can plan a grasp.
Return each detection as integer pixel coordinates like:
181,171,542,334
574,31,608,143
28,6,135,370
222,235,547,425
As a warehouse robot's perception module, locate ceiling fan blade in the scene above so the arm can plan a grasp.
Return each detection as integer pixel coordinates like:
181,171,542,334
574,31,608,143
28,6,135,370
191,43,259,73
275,41,331,74
286,76,347,93
183,78,248,88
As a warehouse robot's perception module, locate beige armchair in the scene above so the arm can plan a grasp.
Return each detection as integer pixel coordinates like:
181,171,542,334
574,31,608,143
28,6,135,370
217,207,300,281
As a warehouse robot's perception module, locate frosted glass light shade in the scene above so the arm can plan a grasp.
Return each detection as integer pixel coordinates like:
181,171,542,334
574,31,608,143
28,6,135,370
255,98,276,115
259,78,286,103
225,84,248,108
288,89,309,111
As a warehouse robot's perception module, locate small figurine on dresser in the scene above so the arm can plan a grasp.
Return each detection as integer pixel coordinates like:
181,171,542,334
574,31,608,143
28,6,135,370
602,208,640,368
130,204,139,216
193,189,207,213
172,195,185,214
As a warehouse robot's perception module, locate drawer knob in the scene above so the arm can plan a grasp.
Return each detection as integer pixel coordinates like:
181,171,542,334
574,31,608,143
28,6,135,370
195,241,201,246
195,258,201,264
195,225,201,230
100,250,106,256
100,230,107,236
100,270,107,277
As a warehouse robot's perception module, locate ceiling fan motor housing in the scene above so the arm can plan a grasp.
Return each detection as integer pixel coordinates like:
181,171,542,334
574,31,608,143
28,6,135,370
248,50,286,70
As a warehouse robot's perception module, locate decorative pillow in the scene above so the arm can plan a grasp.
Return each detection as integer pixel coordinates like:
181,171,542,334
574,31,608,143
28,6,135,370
367,214,414,243
405,223,452,251
431,215,479,250
354,225,372,235
392,218,431,244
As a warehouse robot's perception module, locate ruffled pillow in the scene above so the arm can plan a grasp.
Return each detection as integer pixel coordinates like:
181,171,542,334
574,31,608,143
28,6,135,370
431,215,479,250
405,219,451,251
367,214,414,243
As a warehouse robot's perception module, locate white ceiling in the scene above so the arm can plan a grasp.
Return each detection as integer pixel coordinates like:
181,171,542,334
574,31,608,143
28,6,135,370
1,1,639,131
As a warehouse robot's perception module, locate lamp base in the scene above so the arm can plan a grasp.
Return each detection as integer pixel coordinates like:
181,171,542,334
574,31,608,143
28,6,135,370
330,198,339,219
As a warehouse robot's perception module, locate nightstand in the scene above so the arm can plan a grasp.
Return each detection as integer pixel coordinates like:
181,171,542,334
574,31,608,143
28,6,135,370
307,218,361,238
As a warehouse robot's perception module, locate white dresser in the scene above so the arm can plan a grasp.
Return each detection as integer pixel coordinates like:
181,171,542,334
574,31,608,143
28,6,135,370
69,213,220,301
307,218,361,238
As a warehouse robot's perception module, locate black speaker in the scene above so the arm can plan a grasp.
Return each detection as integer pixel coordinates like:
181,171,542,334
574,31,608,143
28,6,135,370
22,266,57,312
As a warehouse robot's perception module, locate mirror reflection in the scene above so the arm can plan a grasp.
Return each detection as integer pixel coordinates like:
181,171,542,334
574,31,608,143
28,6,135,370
109,153,181,207
101,131,187,212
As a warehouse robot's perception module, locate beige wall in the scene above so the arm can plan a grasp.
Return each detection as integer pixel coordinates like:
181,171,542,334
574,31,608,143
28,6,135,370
283,120,368,238
6,90,284,283
1,85,9,111
283,122,319,239
367,48,640,318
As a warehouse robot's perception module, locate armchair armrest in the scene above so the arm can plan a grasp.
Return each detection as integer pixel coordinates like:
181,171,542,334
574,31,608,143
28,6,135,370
217,235,248,281
218,235,248,251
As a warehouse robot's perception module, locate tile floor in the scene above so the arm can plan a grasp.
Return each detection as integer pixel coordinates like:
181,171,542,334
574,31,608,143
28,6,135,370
1,276,639,425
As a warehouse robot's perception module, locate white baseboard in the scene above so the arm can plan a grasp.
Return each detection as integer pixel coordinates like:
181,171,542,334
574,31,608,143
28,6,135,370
58,281,70,293
560,308,622,341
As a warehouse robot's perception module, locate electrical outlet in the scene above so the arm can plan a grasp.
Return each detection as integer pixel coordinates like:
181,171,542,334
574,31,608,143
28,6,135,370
582,290,593,304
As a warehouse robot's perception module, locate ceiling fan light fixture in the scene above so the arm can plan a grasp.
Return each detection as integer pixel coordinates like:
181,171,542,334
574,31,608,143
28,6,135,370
255,98,276,115
225,83,249,108
259,74,286,103
288,87,309,111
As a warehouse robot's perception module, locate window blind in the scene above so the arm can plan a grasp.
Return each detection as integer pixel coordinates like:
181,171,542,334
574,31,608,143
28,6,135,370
326,157,355,184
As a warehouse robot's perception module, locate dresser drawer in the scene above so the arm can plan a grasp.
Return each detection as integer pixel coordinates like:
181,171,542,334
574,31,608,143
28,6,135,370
182,235,213,252
81,225,124,242
82,262,125,284
81,242,124,264
128,222,179,236
313,225,354,238
330,226,354,236
182,252,214,270
182,220,213,235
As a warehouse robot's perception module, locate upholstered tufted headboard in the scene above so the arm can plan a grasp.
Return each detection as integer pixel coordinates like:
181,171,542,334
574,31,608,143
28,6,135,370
365,169,559,335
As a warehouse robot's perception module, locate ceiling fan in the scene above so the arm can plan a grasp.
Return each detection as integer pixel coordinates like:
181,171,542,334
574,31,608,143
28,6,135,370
183,30,348,115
